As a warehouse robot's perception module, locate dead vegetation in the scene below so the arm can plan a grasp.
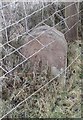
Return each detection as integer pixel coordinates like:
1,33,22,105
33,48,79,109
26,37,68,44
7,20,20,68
0,40,81,118
0,2,82,119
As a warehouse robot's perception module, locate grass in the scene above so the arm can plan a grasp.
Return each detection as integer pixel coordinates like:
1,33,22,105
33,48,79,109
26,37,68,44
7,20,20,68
0,40,81,118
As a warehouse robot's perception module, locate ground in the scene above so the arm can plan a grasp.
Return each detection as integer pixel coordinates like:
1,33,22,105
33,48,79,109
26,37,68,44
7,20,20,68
0,40,81,118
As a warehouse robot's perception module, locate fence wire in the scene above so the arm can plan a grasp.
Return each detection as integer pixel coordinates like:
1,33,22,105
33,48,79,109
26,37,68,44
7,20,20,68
0,1,82,119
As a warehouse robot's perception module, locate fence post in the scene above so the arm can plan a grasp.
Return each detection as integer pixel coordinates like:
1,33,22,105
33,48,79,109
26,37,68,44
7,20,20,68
65,2,79,42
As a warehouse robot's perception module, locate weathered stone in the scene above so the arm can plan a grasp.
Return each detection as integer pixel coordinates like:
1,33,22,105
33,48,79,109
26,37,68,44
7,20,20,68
20,25,67,76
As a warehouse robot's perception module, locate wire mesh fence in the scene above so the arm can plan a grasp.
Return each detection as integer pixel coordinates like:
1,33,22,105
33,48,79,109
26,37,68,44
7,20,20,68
0,1,82,119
